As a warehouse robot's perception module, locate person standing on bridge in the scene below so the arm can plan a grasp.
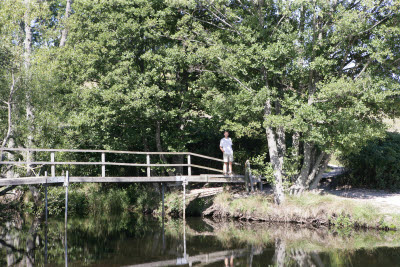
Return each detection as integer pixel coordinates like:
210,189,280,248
220,131,233,175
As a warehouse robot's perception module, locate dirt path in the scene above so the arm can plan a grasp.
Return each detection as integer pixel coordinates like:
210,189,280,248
323,188,400,214
320,165,400,214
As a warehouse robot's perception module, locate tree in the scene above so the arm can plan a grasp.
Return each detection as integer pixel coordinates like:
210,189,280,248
173,0,400,203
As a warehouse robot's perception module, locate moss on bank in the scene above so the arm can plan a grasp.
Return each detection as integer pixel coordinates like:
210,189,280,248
204,191,400,230
154,190,213,217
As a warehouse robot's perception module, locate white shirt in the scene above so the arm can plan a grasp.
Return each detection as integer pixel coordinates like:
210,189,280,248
220,138,233,155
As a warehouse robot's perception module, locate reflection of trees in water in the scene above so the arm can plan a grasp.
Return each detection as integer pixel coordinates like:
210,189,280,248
1,215,399,266
0,214,42,267
277,246,326,267
0,213,184,266
198,219,400,267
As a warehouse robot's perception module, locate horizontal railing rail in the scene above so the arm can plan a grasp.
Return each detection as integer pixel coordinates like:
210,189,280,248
0,147,242,177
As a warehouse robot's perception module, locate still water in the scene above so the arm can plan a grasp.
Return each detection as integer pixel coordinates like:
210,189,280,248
1,213,400,267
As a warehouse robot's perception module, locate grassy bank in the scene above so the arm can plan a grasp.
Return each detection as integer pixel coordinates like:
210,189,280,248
204,191,400,230
9,183,400,232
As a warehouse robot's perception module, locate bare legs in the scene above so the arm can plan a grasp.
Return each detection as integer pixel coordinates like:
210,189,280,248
223,162,233,175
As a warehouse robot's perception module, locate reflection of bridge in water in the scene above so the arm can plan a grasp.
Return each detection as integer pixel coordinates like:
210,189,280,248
0,213,344,267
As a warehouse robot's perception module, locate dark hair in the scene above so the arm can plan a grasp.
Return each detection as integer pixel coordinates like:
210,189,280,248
224,130,229,133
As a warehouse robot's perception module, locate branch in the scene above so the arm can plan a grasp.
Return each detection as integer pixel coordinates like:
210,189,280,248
0,185,17,197
213,59,254,94
354,57,372,80
195,0,243,36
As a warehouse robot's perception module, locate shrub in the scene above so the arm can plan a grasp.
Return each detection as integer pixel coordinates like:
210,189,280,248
340,132,400,190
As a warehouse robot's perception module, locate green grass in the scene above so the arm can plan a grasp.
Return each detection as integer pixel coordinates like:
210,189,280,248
212,191,400,230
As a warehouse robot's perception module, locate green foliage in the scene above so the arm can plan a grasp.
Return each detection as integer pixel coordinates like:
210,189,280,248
250,153,275,184
161,191,182,216
87,186,130,215
29,183,162,217
330,213,353,229
126,184,160,212
340,132,400,190
39,184,89,216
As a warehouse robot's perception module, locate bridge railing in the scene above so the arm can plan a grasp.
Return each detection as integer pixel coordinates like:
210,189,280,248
0,148,242,180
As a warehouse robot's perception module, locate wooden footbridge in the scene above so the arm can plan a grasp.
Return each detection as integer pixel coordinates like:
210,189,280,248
0,147,261,221
0,148,246,186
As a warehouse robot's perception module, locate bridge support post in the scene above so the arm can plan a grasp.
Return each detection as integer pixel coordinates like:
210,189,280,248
245,161,249,192
64,171,69,229
161,182,165,218
182,176,187,221
45,171,48,224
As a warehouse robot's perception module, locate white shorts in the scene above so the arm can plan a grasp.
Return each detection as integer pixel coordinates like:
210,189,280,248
223,153,233,163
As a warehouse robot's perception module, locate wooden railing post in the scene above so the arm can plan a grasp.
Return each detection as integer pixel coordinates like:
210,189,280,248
51,152,55,177
187,154,191,177
146,154,150,177
245,160,254,192
26,149,31,176
101,152,105,177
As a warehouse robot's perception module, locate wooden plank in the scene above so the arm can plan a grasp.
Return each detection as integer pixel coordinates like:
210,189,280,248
0,147,189,155
0,174,245,186
0,161,190,167
190,164,223,173
206,176,245,183
189,152,241,166
69,176,189,183
0,177,47,186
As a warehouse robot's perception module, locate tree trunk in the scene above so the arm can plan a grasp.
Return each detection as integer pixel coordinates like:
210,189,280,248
305,151,326,186
273,238,286,267
291,142,312,194
59,0,72,47
275,101,286,170
24,0,34,176
155,121,174,176
265,99,285,204
1,73,17,179
291,132,300,158
309,153,331,190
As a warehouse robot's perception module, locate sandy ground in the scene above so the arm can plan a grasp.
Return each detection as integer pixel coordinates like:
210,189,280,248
319,166,400,214
322,188,400,214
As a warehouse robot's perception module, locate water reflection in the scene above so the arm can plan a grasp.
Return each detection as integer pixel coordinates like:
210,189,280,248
1,215,43,266
2,213,400,266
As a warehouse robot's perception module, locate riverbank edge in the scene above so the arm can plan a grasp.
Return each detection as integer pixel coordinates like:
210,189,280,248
197,191,400,231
